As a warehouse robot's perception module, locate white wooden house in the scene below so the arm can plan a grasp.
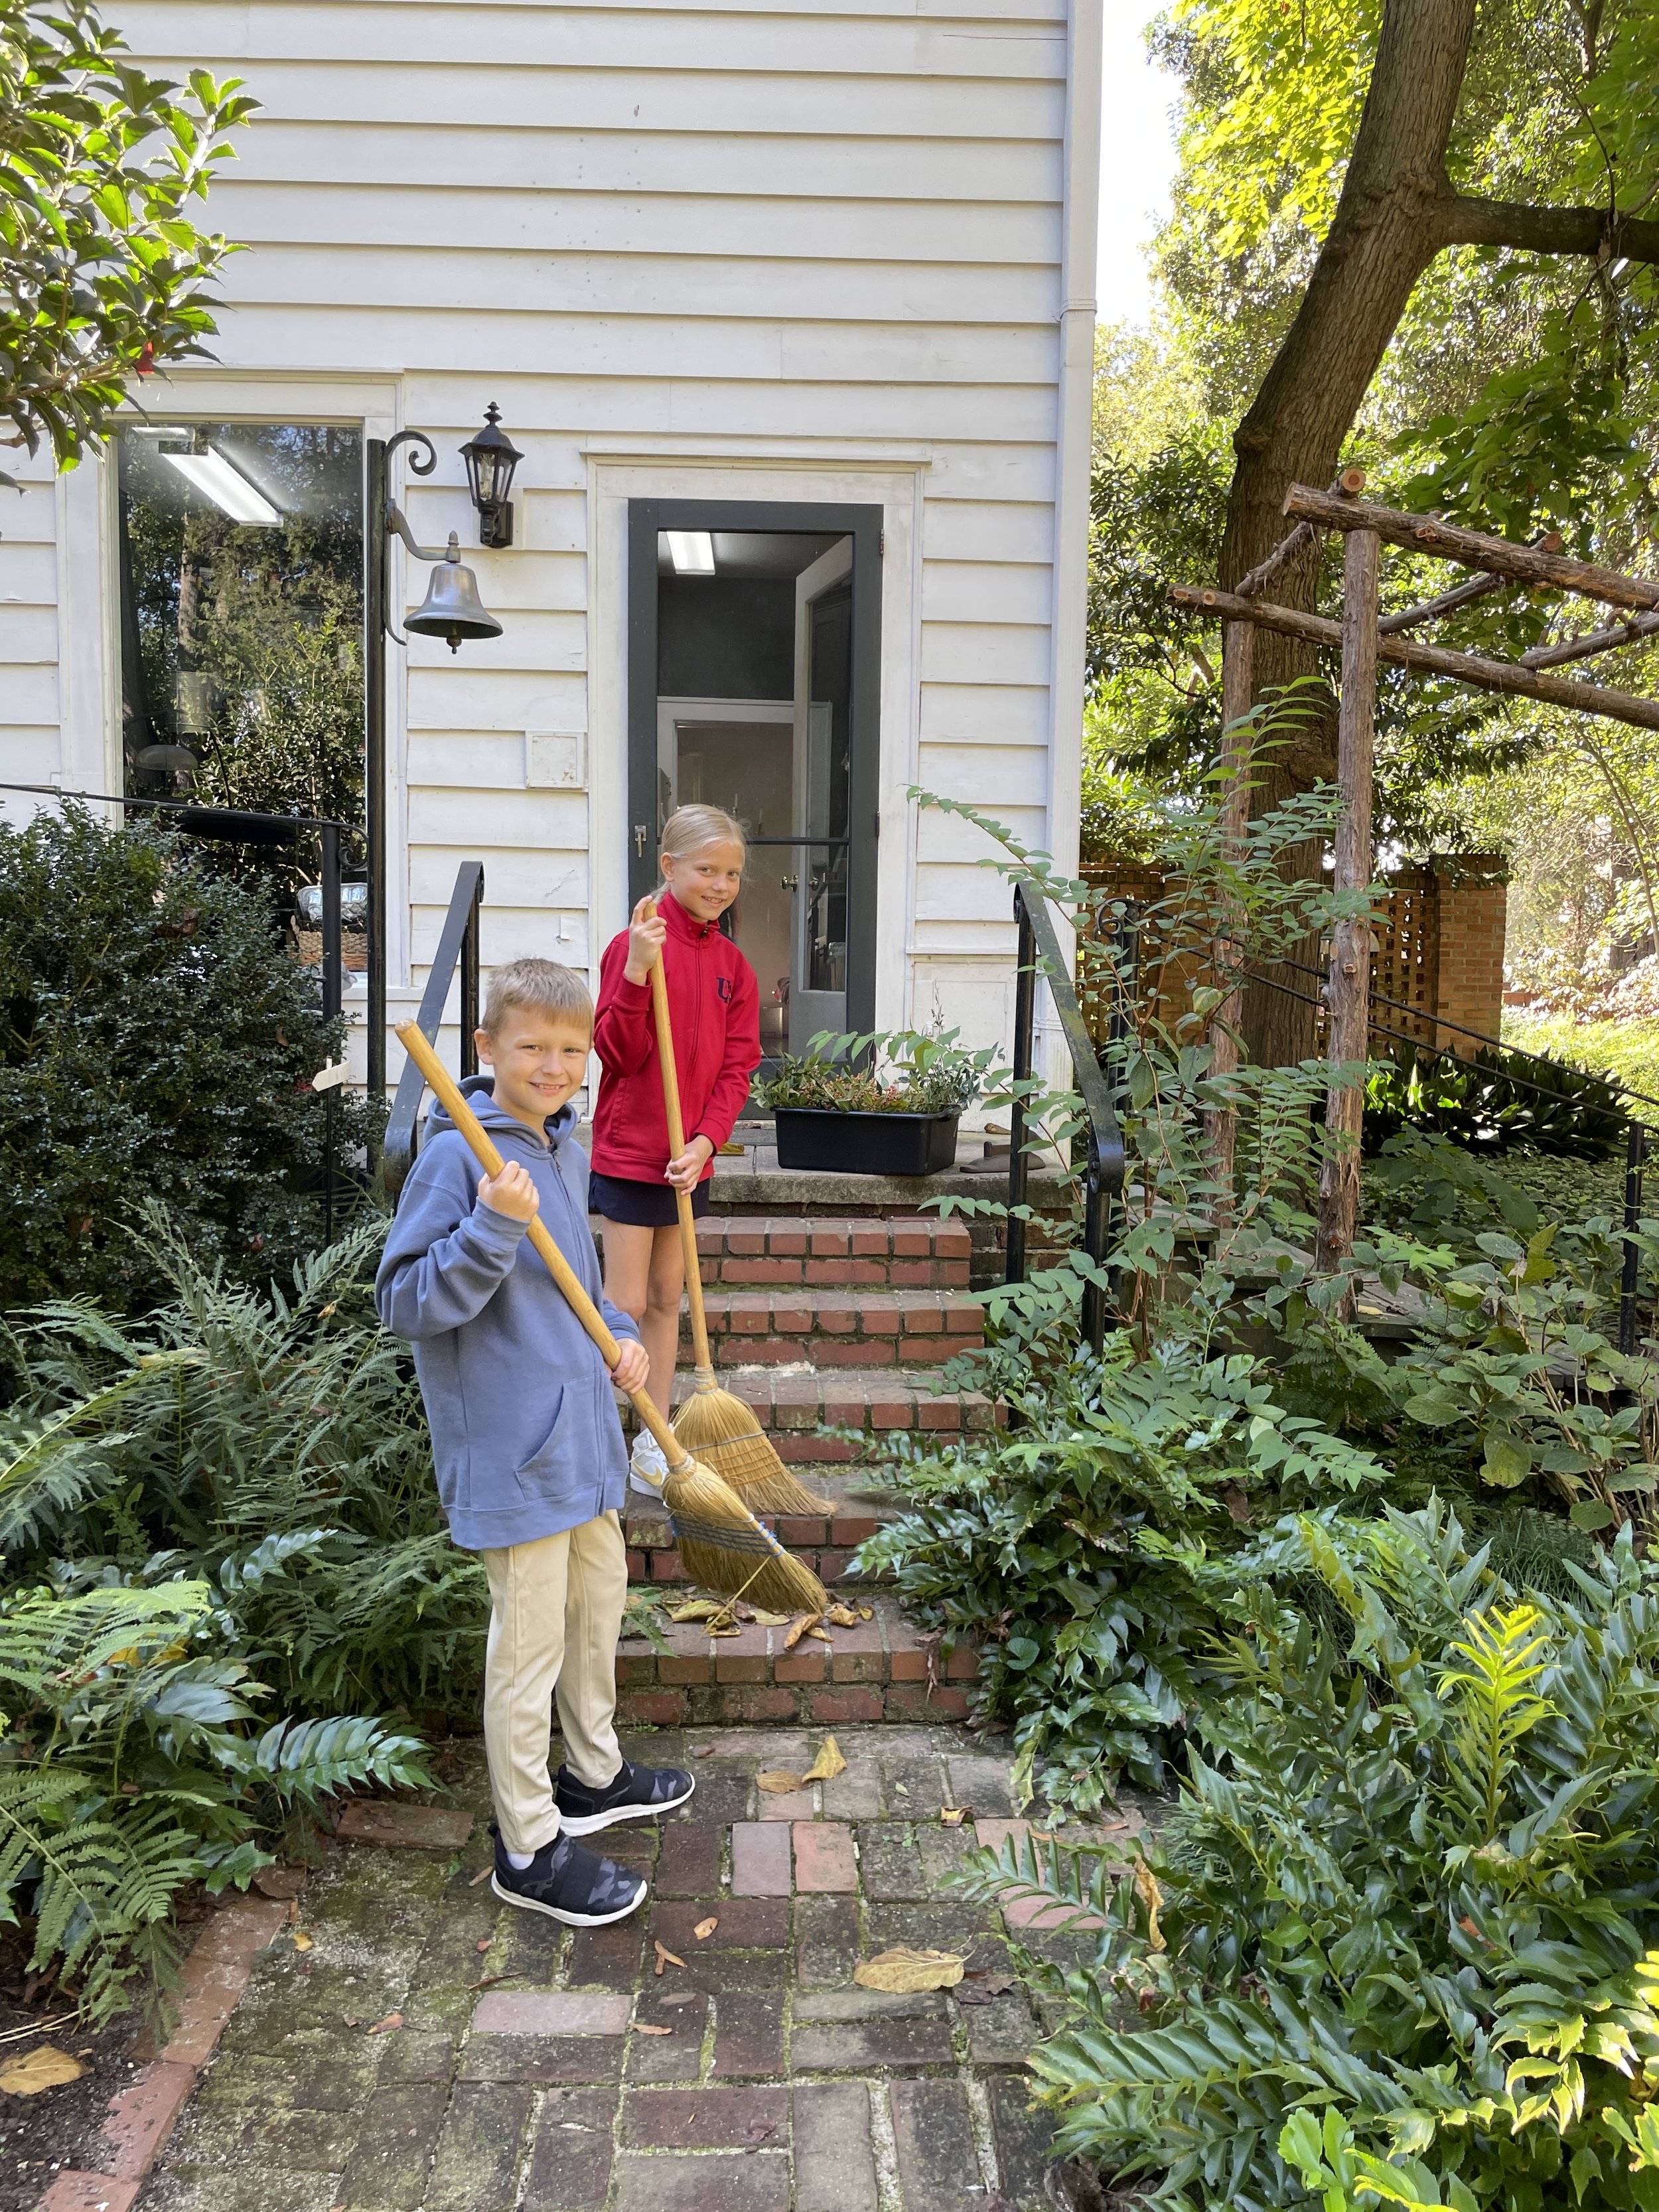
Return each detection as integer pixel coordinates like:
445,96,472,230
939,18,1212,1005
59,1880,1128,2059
1,0,1103,1094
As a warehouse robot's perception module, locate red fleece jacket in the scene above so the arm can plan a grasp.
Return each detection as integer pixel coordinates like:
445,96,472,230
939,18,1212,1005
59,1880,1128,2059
591,892,761,1185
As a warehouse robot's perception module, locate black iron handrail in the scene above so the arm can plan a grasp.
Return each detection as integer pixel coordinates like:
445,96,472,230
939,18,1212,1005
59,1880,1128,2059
384,862,484,1199
1006,881,1127,1353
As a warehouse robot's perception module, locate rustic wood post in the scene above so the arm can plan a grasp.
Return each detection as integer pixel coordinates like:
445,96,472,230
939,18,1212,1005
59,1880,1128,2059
1318,523,1380,1272
1205,622,1254,1228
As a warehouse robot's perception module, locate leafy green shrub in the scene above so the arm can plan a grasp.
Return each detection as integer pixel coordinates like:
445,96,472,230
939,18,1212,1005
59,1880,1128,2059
857,1339,1386,1809
964,1503,1659,2211
0,804,380,1311
755,1024,998,1116
0,1566,429,2024
1364,1042,1628,1159
0,1213,485,1718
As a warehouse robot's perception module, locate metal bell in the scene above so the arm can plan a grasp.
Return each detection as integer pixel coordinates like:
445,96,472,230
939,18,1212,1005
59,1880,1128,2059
407,535,503,653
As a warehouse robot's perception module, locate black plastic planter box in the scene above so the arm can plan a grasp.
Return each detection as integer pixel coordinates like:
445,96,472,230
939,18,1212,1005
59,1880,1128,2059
772,1107,961,1177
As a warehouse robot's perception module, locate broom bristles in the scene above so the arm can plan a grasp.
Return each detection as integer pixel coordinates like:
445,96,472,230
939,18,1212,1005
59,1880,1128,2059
672,1376,835,1517
659,1457,830,1618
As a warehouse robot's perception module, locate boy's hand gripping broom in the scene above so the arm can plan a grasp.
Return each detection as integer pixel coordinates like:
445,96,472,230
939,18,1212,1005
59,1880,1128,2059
644,919,832,1518
394,1022,828,1620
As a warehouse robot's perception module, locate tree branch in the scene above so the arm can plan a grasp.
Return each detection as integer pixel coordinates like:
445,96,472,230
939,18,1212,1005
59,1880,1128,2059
1442,194,1659,263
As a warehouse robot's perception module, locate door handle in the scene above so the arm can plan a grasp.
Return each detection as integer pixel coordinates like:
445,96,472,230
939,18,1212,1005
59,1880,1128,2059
781,875,799,890
634,824,648,857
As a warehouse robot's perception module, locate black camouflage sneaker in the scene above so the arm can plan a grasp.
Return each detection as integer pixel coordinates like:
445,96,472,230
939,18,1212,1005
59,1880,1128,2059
488,1823,646,1926
553,1757,695,1836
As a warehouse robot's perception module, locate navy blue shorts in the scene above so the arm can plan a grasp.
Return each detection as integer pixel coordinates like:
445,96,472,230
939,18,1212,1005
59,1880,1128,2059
588,1171,711,1228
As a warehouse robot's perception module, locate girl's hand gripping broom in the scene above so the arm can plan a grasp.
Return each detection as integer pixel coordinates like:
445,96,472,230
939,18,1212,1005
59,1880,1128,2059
394,1021,828,1619
645,915,832,1518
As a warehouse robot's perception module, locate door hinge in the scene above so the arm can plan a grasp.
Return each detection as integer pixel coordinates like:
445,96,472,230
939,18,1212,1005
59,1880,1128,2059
873,812,880,839
634,824,648,857
879,530,885,557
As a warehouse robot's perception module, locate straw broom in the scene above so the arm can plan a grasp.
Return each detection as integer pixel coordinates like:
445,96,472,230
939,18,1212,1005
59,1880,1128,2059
394,1023,828,1619
644,921,833,1518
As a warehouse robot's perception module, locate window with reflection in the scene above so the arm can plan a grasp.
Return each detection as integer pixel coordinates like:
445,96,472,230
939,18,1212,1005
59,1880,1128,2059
115,423,364,893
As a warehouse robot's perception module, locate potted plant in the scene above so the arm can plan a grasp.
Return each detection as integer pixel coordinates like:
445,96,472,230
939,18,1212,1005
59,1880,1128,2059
754,1025,997,1176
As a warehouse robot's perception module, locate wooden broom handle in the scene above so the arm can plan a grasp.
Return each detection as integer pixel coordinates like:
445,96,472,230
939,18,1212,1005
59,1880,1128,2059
393,1021,691,1472
645,903,715,1373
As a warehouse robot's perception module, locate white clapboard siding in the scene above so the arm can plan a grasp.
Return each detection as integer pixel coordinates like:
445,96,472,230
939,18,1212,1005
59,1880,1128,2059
3,0,1088,1059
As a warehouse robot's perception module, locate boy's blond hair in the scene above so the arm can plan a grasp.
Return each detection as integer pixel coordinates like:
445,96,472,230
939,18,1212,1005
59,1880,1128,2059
661,804,747,862
480,958,593,1037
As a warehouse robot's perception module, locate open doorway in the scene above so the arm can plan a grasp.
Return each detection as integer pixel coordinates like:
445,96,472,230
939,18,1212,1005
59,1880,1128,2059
627,501,881,1060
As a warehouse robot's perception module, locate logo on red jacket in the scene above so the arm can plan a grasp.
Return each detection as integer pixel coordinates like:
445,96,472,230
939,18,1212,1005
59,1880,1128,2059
716,977,732,1001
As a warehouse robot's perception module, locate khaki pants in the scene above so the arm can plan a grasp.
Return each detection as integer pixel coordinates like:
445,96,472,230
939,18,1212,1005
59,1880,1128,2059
480,1510,627,1855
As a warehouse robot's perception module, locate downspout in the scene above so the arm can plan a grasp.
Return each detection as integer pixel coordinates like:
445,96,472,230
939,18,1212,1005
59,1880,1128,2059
1041,0,1102,1080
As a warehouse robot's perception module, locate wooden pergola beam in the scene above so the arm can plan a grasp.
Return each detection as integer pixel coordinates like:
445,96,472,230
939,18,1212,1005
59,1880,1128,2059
1282,484,1659,617
1169,584,1659,733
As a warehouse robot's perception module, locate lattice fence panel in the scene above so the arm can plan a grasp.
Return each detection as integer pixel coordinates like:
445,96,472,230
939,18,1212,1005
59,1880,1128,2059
1371,867,1440,1049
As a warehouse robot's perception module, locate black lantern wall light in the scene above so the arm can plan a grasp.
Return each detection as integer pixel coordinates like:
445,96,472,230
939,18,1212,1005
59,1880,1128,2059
461,403,524,548
364,408,522,1099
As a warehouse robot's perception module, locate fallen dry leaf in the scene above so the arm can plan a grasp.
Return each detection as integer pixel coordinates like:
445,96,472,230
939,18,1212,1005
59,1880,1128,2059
653,1941,685,1976
853,1947,965,1994
826,1603,860,1627
367,2012,403,2035
291,1932,313,1952
658,1990,701,2008
801,1736,847,1783
634,2022,673,2035
858,1604,873,1621
0,2045,84,2095
476,1939,492,1953
939,1807,967,1827
757,1770,804,1794
953,1972,1015,2005
468,1866,494,1885
782,1613,818,1652
749,1608,792,1627
806,1624,832,1644
1133,1859,1166,1953
286,1899,301,1925
670,1598,725,1623
693,1916,719,1941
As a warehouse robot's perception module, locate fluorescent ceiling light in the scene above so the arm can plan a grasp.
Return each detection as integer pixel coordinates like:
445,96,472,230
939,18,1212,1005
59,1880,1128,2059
161,448,280,527
666,530,715,575
130,424,191,437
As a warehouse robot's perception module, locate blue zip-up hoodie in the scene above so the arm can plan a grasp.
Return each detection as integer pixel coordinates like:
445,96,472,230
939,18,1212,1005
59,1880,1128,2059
374,1078,642,1551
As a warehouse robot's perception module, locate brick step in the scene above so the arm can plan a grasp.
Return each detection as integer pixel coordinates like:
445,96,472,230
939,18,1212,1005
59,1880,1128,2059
622,1368,999,1470
625,1465,900,1589
687,1287,983,1367
694,1214,971,1290
616,1591,979,1729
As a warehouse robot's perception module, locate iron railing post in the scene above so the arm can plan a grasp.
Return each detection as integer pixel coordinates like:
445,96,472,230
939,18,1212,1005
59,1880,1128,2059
1621,1122,1648,1355
1006,885,1036,1286
384,860,486,1199
460,867,482,1078
320,821,342,1240
364,436,389,1110
1005,878,1127,1348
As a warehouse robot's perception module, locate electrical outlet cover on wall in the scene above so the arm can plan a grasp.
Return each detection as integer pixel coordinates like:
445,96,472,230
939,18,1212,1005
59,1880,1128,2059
526,729,587,790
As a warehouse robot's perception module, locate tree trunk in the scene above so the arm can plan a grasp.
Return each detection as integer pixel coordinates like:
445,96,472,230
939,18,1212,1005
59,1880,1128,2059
1222,0,1479,1065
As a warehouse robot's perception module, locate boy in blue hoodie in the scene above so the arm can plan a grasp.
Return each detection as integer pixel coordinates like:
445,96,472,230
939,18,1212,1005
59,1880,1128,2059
377,958,692,1927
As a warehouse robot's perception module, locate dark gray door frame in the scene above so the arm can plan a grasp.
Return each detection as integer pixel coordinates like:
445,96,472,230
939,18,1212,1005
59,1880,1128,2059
626,497,882,1037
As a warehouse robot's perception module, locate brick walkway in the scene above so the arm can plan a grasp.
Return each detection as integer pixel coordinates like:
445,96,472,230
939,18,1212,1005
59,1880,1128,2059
137,1724,1145,2212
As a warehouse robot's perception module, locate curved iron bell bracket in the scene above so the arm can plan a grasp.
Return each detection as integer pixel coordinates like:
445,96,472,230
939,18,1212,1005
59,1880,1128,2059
380,429,440,644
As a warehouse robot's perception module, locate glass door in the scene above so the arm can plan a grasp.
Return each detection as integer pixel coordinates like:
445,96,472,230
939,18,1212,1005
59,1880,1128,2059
628,501,882,1061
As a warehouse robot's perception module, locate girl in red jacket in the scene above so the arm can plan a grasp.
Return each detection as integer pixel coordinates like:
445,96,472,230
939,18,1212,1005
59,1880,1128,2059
591,804,761,1479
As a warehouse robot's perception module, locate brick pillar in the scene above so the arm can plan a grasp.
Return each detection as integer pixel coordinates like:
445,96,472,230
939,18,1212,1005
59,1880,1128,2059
1429,854,1508,1057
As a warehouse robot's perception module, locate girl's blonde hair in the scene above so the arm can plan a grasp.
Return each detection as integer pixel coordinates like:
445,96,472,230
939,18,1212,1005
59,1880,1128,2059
661,804,746,863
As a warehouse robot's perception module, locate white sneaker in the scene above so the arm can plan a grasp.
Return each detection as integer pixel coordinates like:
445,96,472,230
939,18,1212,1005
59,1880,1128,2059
629,1433,669,1498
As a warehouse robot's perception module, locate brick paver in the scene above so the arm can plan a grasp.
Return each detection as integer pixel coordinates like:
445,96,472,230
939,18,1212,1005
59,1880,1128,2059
130,1726,1159,2212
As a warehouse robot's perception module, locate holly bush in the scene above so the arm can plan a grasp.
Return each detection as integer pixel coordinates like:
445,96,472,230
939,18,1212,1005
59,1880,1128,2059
0,804,378,1310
